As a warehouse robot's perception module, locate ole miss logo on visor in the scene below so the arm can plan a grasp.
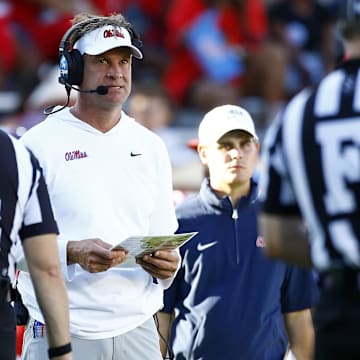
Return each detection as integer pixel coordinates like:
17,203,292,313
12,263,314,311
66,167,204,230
103,28,125,40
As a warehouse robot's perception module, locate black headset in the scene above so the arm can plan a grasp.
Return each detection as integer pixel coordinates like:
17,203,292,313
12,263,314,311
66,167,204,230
58,17,142,87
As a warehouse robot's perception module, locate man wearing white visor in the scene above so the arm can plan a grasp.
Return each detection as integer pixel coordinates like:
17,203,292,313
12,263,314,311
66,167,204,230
17,12,180,360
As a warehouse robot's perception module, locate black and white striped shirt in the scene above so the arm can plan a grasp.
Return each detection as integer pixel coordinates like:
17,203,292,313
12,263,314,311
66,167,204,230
260,58,360,271
0,129,58,281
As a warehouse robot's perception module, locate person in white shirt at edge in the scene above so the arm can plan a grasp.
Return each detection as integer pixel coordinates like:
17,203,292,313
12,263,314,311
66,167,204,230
17,12,180,360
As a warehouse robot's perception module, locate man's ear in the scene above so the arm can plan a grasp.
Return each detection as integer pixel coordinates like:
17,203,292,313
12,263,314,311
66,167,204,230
197,144,208,165
255,139,260,154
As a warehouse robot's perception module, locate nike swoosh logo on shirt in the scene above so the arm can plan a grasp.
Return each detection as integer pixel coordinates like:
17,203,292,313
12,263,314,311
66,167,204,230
130,152,142,157
197,241,218,251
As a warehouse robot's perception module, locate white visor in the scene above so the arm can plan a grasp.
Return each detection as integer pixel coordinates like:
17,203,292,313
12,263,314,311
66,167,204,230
74,25,143,59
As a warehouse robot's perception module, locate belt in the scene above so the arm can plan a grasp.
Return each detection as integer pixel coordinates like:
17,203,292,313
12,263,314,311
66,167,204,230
320,268,360,292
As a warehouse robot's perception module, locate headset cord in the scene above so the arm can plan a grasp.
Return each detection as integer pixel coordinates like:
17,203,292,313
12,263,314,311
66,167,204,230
153,313,175,360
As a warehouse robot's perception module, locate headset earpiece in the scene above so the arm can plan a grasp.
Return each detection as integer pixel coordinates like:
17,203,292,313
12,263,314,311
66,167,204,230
59,48,83,86
58,21,89,86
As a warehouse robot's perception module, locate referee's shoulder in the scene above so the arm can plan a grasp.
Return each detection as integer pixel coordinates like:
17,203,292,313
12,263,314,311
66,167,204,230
0,129,21,155
281,87,314,120
0,128,33,170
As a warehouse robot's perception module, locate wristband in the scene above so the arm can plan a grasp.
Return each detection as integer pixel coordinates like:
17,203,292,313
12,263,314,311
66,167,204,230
48,342,72,358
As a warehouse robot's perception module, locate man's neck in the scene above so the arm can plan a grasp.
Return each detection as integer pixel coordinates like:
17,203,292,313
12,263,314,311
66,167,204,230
211,180,251,207
70,105,122,133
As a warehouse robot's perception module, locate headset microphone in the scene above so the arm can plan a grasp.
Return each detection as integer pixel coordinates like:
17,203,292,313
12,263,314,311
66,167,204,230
68,84,109,95
91,85,108,95
58,77,109,95
95,86,109,95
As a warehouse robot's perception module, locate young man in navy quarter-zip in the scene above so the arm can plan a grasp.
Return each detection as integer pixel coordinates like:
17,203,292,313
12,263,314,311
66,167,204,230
158,104,318,360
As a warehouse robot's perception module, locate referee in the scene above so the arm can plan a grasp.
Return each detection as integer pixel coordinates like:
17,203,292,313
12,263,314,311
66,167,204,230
259,1,360,359
0,129,72,359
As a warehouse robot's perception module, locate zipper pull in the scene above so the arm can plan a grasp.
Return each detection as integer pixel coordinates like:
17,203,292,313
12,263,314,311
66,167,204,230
232,208,238,220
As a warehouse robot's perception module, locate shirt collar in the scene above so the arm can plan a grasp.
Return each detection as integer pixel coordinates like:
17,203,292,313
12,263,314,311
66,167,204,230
199,177,259,213
54,107,131,135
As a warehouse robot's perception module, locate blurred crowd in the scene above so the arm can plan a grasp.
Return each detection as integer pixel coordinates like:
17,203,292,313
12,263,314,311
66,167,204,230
0,0,343,191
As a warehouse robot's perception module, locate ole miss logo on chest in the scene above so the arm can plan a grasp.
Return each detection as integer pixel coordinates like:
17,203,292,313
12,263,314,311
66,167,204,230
64,149,88,161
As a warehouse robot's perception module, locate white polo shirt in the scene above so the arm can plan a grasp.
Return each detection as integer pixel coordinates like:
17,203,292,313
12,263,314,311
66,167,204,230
17,108,178,339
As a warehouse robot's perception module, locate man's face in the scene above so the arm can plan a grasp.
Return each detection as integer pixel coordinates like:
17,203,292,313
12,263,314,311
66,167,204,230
81,47,132,107
198,130,259,189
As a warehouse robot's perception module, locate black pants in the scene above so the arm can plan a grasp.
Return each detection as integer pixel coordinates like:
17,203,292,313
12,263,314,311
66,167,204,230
0,300,16,360
315,272,360,360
